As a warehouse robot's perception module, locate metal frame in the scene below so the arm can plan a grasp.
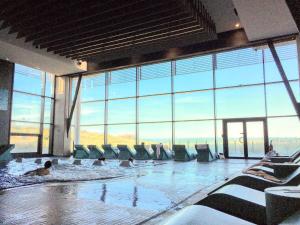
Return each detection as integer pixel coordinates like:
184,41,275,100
223,117,269,159
10,70,55,155
268,41,300,119
66,74,82,136
72,40,299,156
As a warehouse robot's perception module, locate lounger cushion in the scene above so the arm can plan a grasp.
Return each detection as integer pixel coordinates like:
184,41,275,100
200,184,266,224
162,205,255,225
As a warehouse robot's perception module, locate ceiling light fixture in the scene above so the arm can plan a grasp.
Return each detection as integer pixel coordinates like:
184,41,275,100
235,23,240,28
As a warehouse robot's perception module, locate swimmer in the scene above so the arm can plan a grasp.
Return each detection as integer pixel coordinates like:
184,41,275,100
93,157,106,166
120,157,134,167
24,160,52,176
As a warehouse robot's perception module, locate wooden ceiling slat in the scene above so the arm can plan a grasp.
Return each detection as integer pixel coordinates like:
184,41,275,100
72,27,205,60
63,21,201,58
56,17,197,56
8,0,89,34
14,0,122,38
0,0,217,60
28,0,176,45
39,8,185,49
23,0,153,42
0,0,31,19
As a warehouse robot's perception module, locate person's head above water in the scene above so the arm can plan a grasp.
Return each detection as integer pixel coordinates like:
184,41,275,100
44,160,52,169
98,157,106,161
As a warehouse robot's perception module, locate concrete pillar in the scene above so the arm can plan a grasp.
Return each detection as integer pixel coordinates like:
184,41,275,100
52,76,71,156
0,60,14,146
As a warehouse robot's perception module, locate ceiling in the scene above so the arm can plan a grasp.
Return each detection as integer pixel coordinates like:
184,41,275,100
0,0,217,61
0,0,298,75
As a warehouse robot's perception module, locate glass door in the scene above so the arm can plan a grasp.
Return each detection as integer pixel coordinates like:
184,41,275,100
223,118,268,159
226,122,245,157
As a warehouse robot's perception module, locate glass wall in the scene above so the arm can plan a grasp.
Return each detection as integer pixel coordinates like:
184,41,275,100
10,64,55,154
74,40,300,155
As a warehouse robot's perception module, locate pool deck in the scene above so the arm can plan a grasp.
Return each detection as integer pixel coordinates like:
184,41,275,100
0,159,256,225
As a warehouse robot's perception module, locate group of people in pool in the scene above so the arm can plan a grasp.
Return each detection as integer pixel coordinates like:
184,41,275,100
24,157,135,176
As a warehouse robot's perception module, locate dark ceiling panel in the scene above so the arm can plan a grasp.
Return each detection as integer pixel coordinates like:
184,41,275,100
0,0,217,60
286,0,300,30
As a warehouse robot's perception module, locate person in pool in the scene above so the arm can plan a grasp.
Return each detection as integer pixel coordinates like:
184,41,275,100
120,157,134,167
24,160,52,176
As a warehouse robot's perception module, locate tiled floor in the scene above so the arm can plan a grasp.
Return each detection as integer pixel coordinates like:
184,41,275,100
0,159,256,225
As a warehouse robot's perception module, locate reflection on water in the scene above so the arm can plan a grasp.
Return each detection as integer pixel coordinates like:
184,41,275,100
101,184,107,203
133,186,138,207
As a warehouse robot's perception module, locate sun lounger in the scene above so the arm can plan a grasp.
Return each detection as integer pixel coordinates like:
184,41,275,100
161,205,255,225
87,145,105,159
210,167,300,193
101,144,119,159
74,145,90,159
0,144,14,163
198,184,266,224
280,210,300,225
151,144,173,160
249,155,300,177
173,145,197,161
269,150,300,163
134,144,154,160
195,144,217,162
117,145,136,160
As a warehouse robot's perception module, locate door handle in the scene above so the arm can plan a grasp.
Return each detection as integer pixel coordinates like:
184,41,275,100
239,137,244,143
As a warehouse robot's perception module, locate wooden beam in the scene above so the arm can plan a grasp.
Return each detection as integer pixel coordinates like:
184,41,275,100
72,26,205,60
14,0,122,38
29,0,176,45
25,0,156,42
59,18,199,57
7,0,89,33
39,9,186,50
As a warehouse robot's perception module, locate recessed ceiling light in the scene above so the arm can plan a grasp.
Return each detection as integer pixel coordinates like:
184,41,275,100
235,23,240,28
5,57,9,61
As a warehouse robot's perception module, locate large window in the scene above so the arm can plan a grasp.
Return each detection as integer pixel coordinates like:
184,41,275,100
10,64,54,154
73,40,300,155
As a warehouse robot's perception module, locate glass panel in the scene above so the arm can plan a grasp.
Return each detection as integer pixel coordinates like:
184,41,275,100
216,85,266,119
139,76,171,96
264,41,299,82
175,55,213,91
80,125,104,146
174,121,215,151
227,122,244,157
246,121,265,157
174,91,214,120
42,124,50,154
109,68,136,99
139,95,171,122
14,64,43,95
11,121,40,134
81,73,106,101
216,48,263,87
140,62,171,95
107,124,136,148
268,117,300,156
12,92,41,122
108,99,135,124
80,101,105,125
10,135,38,153
139,123,172,146
216,120,223,153
45,73,54,97
266,82,298,116
44,98,53,124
